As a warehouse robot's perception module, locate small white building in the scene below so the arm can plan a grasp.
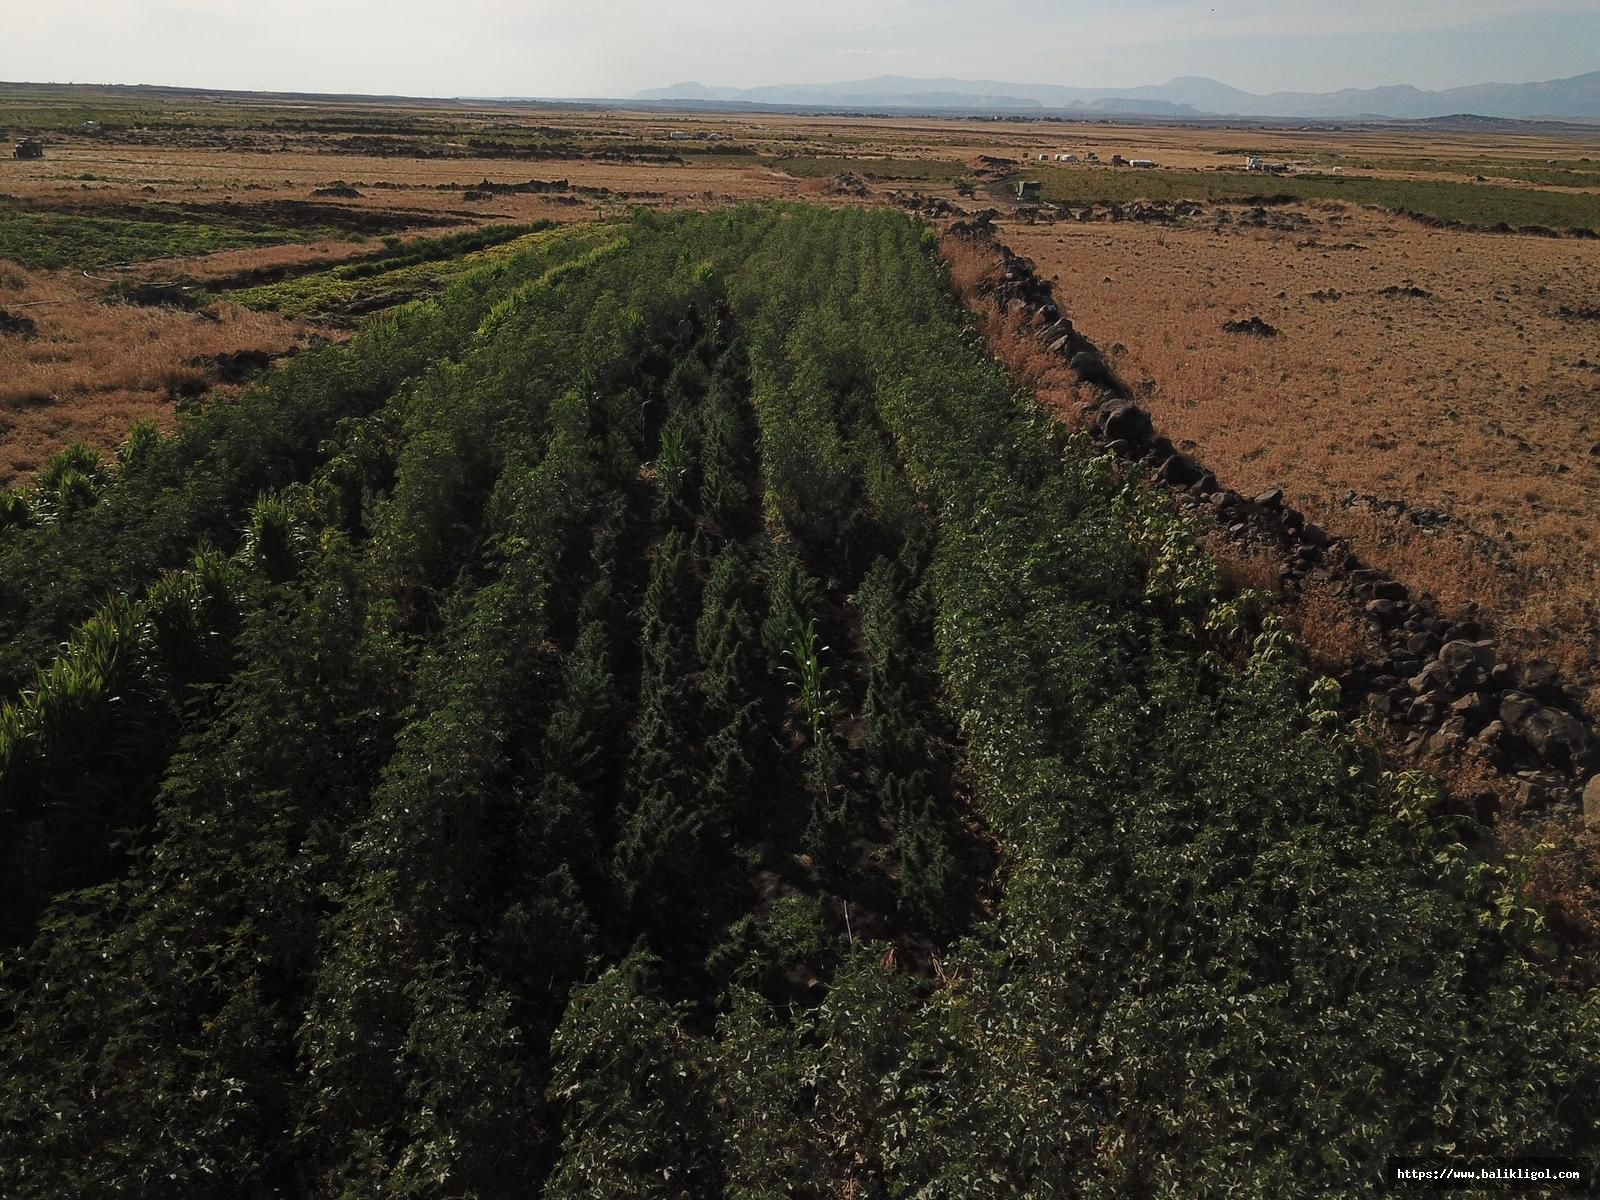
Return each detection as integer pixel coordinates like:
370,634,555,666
1056,153,1079,163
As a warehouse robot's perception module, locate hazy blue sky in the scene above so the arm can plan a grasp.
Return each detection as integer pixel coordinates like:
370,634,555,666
4,0,1597,98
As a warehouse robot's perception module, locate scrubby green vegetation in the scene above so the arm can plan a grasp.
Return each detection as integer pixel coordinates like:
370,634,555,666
1309,155,1600,188
1,206,1596,1197
0,208,336,269
1034,166,1600,231
229,221,564,322
777,155,969,181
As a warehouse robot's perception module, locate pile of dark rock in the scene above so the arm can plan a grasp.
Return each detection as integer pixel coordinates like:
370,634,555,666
946,216,1600,824
1223,316,1279,338
1226,206,1314,232
886,191,965,219
1052,199,1207,226
1381,284,1434,299
461,178,570,197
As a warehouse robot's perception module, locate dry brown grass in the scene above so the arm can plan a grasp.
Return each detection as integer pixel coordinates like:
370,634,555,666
941,233,1092,424
1290,582,1377,672
1209,537,1285,599
1005,210,1600,716
0,266,314,485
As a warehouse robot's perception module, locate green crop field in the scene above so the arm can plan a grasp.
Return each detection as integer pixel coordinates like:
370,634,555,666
776,155,969,181
0,208,338,270
228,221,573,322
1032,165,1600,232
1,206,1595,1197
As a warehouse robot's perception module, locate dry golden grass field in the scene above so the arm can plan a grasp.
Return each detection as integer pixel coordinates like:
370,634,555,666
4,83,1599,709
1003,208,1600,713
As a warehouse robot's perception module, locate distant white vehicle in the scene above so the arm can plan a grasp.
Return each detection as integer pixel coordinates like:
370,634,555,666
1130,159,1157,169
1057,154,1079,163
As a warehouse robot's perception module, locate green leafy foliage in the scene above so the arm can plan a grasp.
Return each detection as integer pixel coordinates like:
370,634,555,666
0,207,333,269
229,221,569,322
0,205,1593,1199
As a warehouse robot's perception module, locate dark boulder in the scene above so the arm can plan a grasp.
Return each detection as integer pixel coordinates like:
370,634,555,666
1406,632,1441,657
1408,694,1448,725
1435,640,1496,693
1499,692,1597,774
1517,659,1564,699
1156,453,1203,487
1096,400,1152,446
1070,351,1113,388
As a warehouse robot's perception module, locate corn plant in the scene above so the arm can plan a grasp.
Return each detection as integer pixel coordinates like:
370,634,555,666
783,615,832,749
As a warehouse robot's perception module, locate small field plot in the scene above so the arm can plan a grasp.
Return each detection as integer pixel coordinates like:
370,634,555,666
1033,165,1600,232
775,155,969,181
228,221,570,322
0,208,333,270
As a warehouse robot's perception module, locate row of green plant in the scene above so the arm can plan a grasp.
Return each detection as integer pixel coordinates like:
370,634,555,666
227,221,571,322
0,205,1595,1198
0,222,616,694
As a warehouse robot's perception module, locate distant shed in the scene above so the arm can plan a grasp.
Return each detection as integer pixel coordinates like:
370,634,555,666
13,138,44,160
1015,179,1042,203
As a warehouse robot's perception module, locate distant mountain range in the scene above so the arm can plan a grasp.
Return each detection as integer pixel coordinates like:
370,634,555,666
636,71,1600,122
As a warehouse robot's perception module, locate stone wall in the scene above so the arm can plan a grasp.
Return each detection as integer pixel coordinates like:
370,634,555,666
947,214,1600,824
